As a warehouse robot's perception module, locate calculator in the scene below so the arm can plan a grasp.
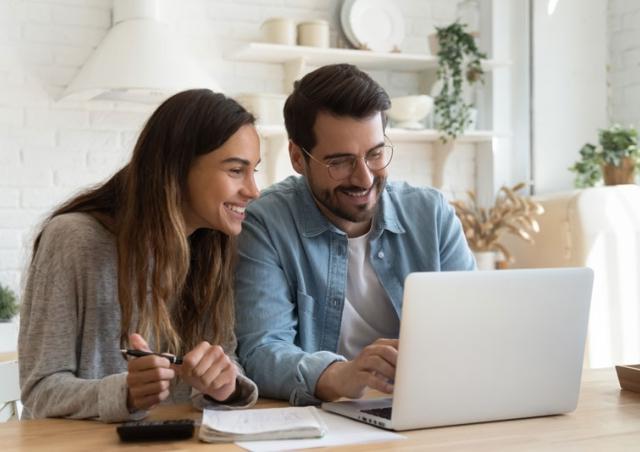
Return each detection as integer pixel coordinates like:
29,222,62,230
116,419,195,442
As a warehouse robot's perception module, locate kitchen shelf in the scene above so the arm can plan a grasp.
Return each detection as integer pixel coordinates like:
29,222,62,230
228,42,510,72
228,43,510,94
227,42,510,198
257,124,497,143
255,125,499,191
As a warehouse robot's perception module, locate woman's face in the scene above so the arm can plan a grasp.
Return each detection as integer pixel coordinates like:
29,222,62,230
183,124,261,236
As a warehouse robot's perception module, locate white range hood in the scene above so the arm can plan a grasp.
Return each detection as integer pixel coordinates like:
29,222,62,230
61,0,219,104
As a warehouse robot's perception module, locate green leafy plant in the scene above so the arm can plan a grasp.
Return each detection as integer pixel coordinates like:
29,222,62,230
570,125,640,188
0,284,19,321
433,21,487,142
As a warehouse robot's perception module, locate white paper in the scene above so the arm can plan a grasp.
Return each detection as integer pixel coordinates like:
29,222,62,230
201,406,325,436
236,411,405,451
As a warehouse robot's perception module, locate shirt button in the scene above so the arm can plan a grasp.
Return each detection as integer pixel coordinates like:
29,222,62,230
377,251,385,259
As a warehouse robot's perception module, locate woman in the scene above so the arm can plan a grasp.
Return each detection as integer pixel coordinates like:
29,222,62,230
18,89,261,422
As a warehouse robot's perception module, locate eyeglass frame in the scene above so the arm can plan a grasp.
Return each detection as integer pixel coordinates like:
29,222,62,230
297,138,394,181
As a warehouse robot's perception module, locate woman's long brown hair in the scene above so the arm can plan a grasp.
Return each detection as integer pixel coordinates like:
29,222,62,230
31,89,255,354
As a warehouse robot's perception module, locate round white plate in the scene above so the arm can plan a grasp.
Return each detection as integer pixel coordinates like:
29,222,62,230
340,0,359,48
346,0,405,52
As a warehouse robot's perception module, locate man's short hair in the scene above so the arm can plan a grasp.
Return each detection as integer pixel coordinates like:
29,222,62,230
283,64,391,154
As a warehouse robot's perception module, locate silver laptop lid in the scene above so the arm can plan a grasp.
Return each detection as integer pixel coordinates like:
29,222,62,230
391,268,593,430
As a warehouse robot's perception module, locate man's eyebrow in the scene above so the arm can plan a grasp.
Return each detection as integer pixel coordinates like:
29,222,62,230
323,141,385,160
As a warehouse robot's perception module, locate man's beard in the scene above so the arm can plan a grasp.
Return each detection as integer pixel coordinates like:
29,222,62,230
309,175,387,224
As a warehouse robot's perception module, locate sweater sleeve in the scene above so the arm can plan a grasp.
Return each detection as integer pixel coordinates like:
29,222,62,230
18,216,146,422
190,336,259,410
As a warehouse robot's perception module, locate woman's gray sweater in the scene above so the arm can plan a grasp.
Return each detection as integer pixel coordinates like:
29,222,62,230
18,213,258,422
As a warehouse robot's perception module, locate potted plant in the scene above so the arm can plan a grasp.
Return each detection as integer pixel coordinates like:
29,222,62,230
450,183,544,269
570,124,640,188
432,21,486,142
0,284,19,322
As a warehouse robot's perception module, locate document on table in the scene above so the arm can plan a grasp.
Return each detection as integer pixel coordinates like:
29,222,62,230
235,410,405,451
200,406,327,442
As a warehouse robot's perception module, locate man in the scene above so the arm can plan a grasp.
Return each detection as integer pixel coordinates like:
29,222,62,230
234,64,475,406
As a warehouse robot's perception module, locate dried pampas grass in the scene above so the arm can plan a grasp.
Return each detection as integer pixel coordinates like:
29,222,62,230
450,182,544,262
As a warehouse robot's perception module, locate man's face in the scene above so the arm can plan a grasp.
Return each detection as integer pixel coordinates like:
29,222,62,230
292,111,389,237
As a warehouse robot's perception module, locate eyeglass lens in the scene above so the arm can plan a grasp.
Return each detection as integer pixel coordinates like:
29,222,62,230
328,145,393,180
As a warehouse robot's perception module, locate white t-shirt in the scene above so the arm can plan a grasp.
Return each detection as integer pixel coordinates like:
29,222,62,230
337,230,400,360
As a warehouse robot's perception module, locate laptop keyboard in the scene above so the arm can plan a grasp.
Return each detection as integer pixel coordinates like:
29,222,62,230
361,407,392,420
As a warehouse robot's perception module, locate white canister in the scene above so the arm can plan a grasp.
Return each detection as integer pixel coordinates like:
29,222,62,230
236,93,287,126
261,17,296,46
297,20,330,48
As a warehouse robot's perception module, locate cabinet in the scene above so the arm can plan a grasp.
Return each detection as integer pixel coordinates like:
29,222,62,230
227,42,509,197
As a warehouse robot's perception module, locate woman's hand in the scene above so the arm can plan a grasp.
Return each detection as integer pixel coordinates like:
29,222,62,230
177,341,237,402
125,333,175,411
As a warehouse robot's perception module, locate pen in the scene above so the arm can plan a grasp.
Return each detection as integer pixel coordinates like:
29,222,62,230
120,349,183,365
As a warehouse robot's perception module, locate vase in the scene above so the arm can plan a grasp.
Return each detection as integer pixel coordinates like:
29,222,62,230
473,251,497,271
602,158,636,185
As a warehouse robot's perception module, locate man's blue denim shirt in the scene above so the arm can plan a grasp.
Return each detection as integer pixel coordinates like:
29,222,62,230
234,176,475,406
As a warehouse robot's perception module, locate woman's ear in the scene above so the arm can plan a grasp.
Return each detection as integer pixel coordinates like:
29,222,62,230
289,141,305,175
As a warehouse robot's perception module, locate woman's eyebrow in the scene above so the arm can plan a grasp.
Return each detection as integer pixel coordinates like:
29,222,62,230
221,157,261,166
221,157,249,165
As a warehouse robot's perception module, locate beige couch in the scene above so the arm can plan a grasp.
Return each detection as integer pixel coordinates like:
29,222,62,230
503,184,640,368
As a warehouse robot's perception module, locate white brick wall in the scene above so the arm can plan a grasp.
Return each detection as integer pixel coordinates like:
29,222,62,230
609,0,640,126
0,0,474,295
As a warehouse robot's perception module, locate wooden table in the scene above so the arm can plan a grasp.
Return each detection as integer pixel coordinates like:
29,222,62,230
1,368,639,451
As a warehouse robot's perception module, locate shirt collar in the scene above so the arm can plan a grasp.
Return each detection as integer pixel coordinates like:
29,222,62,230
372,184,405,237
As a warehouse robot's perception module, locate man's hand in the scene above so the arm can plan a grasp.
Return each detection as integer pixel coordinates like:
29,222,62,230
126,333,175,411
176,341,238,402
315,338,398,401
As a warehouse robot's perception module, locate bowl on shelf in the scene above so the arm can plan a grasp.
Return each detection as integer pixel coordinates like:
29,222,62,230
387,95,434,130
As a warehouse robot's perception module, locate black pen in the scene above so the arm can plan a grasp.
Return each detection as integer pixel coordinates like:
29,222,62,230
120,349,183,365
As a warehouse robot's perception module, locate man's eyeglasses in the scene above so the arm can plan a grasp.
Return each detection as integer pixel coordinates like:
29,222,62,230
299,141,394,181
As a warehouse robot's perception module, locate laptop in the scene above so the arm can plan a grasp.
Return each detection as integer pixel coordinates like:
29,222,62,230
322,267,593,431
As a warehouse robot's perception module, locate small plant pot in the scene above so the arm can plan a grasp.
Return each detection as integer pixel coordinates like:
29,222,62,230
473,251,497,271
602,157,637,185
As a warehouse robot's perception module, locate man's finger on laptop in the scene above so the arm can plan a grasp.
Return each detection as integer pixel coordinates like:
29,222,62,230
363,371,394,394
366,343,398,366
362,355,395,380
374,338,399,349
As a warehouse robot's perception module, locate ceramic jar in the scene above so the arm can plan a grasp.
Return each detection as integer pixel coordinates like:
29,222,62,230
297,20,330,48
261,17,296,45
236,93,287,126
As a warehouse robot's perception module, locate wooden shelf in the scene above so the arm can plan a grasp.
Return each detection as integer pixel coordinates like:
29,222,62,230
257,124,497,144
229,42,509,197
228,42,510,72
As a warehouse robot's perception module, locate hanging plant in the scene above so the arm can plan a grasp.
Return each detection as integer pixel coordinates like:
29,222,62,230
433,21,487,142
